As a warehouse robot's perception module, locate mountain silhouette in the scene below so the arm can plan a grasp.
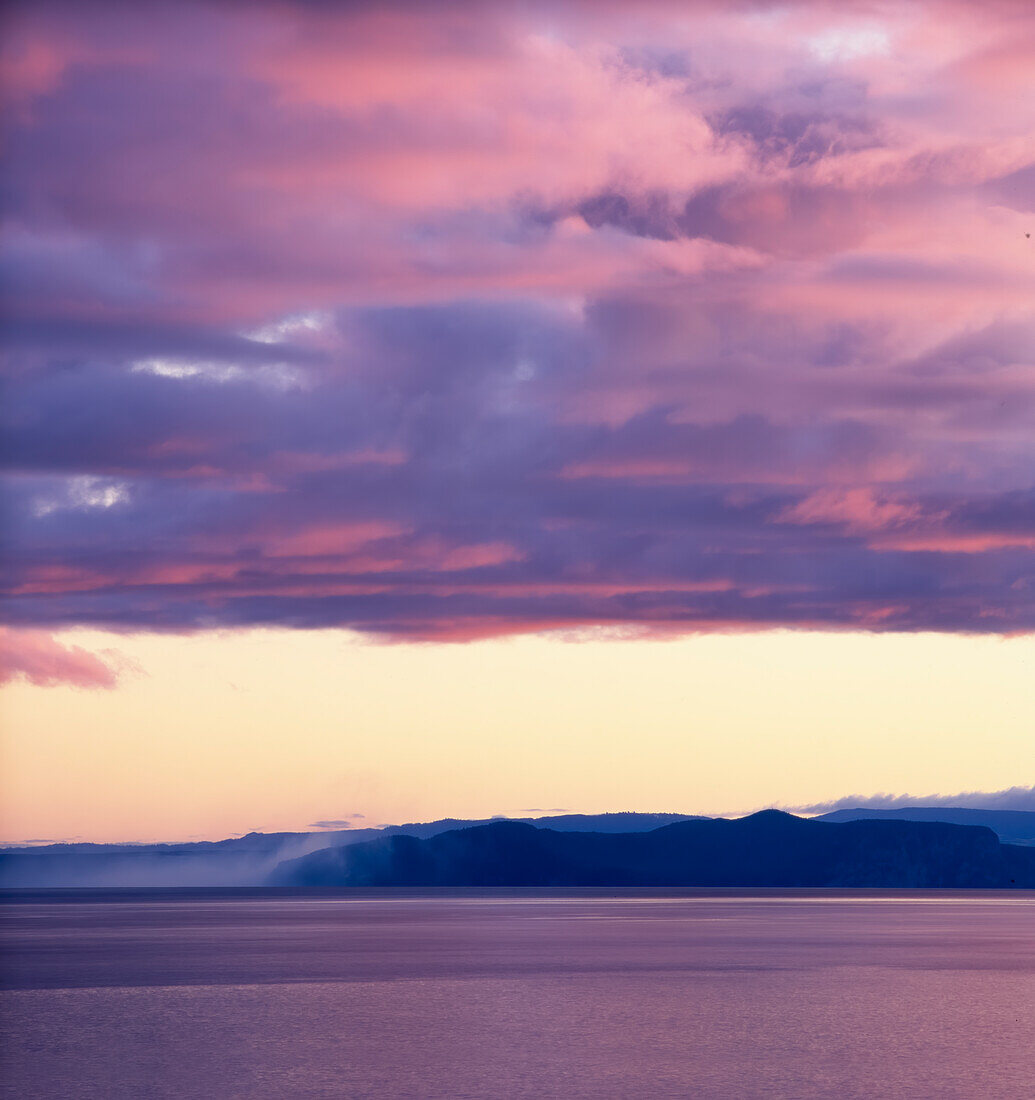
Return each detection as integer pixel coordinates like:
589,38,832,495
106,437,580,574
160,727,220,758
815,807,1035,846
6,809,1034,889
268,810,1035,888
0,812,699,888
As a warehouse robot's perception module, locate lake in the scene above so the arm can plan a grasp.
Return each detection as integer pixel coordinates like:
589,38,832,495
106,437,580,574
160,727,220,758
2,889,1033,1098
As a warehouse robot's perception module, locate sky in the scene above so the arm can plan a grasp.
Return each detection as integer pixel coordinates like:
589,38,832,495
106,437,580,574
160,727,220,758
1,0,1033,842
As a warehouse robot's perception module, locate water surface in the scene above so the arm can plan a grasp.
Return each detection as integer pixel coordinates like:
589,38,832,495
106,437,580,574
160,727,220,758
2,889,1033,1098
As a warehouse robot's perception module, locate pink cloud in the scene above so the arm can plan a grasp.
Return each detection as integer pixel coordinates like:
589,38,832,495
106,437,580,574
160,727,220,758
0,629,125,689
869,533,1035,553
258,521,410,558
779,488,924,532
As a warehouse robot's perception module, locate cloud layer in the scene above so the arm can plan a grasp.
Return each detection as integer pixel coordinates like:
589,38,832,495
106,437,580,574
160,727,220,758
2,0,1034,643
790,785,1035,813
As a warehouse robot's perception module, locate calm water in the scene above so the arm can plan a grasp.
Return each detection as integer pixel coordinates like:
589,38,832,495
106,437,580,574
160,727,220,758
1,889,1033,1099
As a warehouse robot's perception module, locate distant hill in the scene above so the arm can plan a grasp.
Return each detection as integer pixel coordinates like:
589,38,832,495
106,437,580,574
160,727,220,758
268,811,1035,889
7,809,1032,889
0,812,699,888
382,812,701,838
816,808,1035,846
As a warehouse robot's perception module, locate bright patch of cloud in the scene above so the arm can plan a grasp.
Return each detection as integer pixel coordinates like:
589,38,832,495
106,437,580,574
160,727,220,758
34,476,130,517
246,311,331,345
132,357,304,389
808,26,891,63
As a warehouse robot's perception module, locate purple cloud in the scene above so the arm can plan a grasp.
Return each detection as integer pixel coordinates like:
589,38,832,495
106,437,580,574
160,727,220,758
1,0,1033,646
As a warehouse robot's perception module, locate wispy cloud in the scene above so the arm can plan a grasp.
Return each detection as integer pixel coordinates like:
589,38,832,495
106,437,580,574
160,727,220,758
787,785,1035,814
309,815,366,830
